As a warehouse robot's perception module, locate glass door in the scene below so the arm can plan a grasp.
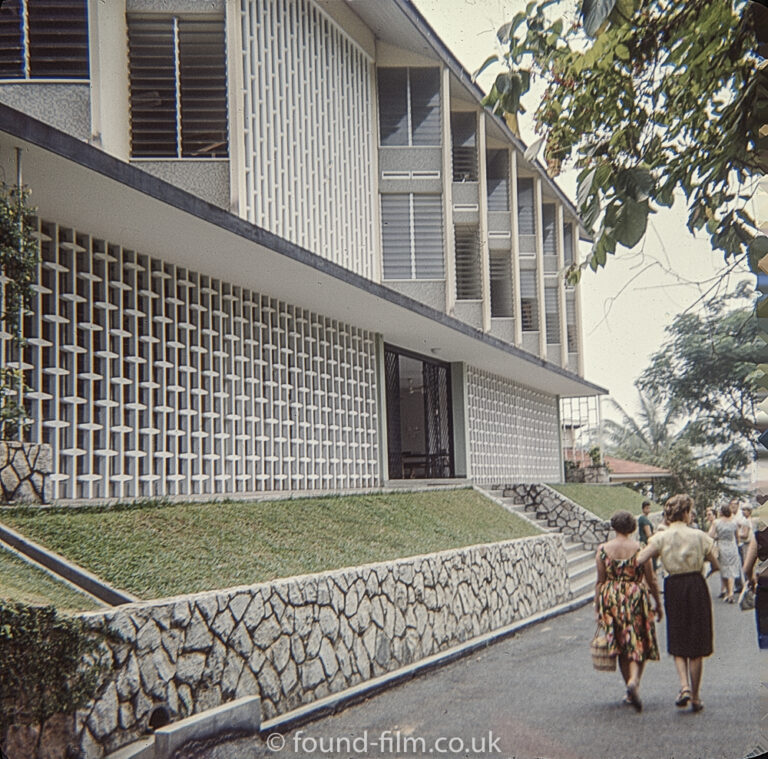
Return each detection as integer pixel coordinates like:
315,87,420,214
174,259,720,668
384,346,454,479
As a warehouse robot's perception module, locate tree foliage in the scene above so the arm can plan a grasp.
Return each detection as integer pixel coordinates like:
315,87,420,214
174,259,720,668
638,280,762,470
0,184,38,439
477,0,767,278
603,283,761,514
0,602,112,757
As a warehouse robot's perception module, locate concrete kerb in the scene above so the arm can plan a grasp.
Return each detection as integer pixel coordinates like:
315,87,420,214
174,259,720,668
104,697,260,759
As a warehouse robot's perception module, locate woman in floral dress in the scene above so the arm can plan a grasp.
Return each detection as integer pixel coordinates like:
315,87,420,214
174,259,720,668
594,510,663,712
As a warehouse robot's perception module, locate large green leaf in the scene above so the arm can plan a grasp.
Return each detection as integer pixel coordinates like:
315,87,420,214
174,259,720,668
748,235,768,274
614,197,649,248
582,0,618,37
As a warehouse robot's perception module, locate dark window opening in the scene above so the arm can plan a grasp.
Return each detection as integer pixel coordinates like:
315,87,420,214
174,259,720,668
454,226,482,300
451,112,477,182
520,270,538,332
385,346,454,480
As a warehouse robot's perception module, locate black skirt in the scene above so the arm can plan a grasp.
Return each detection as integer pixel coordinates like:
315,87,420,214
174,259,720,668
664,572,713,658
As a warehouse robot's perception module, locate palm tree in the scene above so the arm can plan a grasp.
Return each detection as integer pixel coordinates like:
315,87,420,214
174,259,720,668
602,392,683,467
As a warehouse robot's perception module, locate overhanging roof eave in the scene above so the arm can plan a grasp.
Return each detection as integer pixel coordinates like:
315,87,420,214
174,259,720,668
0,104,607,398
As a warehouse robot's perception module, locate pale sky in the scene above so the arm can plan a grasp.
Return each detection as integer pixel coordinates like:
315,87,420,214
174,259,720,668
413,0,752,419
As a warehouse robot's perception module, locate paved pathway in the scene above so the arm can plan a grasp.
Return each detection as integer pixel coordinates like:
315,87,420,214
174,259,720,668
191,576,765,759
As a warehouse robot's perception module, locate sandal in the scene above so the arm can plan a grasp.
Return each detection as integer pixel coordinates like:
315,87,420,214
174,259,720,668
675,688,691,707
626,682,642,712
691,700,704,713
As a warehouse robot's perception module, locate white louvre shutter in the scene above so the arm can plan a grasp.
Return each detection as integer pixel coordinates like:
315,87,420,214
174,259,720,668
0,0,23,77
378,68,408,146
128,16,228,158
409,68,441,146
454,226,481,299
128,17,178,157
178,19,228,157
28,0,89,78
517,177,536,255
545,284,560,343
566,292,578,351
542,204,556,255
487,150,509,212
563,223,574,265
451,112,477,182
520,270,538,331
413,195,444,279
381,194,412,279
0,0,88,79
490,250,513,317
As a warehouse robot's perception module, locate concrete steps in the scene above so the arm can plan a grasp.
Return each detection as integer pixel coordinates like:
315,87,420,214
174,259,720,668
480,487,597,600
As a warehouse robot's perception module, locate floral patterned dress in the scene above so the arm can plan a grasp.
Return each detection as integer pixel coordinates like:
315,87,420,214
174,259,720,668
596,547,660,662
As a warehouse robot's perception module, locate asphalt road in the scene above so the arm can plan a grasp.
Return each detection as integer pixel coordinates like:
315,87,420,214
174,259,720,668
191,576,765,759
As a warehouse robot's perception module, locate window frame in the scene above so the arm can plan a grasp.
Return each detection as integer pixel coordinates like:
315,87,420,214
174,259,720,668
377,67,441,148
127,14,229,160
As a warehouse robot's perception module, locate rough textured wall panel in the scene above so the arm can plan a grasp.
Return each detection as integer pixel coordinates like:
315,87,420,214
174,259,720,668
467,367,561,483
240,0,377,279
4,218,379,500
75,535,569,757
0,83,90,140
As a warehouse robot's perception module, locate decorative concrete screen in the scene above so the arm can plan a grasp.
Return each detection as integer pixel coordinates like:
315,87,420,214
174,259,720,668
5,219,380,500
466,367,561,483
240,0,377,280
77,535,569,757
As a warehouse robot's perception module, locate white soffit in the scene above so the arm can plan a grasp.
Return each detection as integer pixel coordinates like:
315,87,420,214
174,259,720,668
0,128,605,399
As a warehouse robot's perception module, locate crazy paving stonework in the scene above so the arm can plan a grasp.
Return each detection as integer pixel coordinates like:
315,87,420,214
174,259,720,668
76,535,569,757
503,483,611,550
0,441,51,503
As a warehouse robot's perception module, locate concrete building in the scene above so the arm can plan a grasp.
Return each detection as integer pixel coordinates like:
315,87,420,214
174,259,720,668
0,0,606,501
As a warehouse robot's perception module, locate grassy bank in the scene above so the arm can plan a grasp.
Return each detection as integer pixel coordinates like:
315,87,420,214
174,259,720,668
1,489,538,601
0,546,101,612
548,483,658,521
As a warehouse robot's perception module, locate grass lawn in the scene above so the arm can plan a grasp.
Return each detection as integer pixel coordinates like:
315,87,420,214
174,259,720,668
0,546,102,612
548,483,659,521
0,489,538,601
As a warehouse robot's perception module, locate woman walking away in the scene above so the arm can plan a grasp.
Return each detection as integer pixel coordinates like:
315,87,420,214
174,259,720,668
594,511,662,712
637,494,719,713
709,503,741,603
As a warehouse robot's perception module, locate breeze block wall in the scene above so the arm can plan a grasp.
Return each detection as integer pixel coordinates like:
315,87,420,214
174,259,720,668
76,534,569,757
466,368,562,484
5,217,380,501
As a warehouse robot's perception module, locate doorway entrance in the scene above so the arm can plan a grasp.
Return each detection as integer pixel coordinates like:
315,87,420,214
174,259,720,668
384,346,455,479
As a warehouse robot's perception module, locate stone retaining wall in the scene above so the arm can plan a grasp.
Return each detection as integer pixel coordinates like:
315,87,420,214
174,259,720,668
75,535,569,757
0,441,51,503
503,483,610,550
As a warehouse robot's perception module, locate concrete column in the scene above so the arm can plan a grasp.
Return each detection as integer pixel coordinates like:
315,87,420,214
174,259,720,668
510,150,522,345
534,176,547,358
557,205,568,368
374,334,389,483
450,363,470,478
226,0,247,218
477,114,491,332
89,0,130,159
441,66,456,315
